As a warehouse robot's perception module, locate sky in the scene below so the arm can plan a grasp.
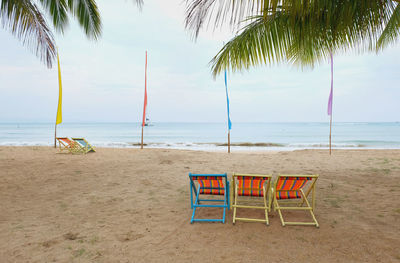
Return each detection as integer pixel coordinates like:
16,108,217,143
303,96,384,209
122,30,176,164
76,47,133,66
0,0,399,123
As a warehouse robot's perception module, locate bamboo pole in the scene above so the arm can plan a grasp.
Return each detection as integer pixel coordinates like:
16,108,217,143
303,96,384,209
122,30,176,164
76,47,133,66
54,124,57,148
329,50,333,155
228,130,231,153
141,125,144,149
329,114,332,155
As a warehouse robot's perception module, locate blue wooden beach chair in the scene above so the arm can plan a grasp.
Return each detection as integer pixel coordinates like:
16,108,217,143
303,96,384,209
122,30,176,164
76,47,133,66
189,173,230,223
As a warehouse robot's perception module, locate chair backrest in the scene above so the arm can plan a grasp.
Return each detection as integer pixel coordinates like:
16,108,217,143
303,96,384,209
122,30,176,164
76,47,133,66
275,175,317,191
75,139,87,147
57,137,73,145
234,173,271,196
275,175,318,199
189,174,227,195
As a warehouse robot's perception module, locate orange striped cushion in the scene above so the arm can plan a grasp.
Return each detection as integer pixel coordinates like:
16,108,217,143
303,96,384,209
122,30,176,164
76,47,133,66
60,138,73,144
276,177,311,191
237,176,269,197
276,191,301,199
192,176,225,195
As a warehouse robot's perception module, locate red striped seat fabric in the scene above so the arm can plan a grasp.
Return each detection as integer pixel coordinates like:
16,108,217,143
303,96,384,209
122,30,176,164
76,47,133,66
236,176,270,197
276,191,301,199
275,177,312,200
192,176,225,195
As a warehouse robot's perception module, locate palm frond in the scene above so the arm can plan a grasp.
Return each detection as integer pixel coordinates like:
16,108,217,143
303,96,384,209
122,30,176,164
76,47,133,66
67,0,102,40
377,4,400,50
210,0,397,76
211,15,291,76
0,0,56,67
185,0,269,38
37,0,69,33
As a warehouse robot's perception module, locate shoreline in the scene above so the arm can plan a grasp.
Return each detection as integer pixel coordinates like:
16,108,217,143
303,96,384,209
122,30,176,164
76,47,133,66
2,145,400,153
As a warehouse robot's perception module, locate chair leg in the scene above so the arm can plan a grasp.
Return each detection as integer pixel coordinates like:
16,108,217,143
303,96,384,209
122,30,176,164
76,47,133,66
190,187,201,224
222,184,227,223
301,191,319,227
190,181,193,209
227,181,230,210
274,198,286,226
263,187,269,225
232,185,238,224
309,209,319,228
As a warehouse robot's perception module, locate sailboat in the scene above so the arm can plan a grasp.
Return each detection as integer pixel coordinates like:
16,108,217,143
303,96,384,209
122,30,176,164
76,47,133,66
144,117,152,126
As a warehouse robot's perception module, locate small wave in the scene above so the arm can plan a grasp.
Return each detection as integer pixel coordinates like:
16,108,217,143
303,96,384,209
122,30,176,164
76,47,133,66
128,142,285,148
93,142,134,148
0,141,52,146
287,143,366,148
215,142,284,147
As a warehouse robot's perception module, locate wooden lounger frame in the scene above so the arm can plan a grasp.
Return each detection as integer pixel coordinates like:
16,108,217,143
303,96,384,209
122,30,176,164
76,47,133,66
56,137,81,154
71,138,96,154
189,173,230,223
232,173,272,225
272,174,319,227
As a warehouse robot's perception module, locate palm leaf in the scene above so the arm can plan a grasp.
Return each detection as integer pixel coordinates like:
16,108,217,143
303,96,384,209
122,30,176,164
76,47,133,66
38,0,69,33
211,15,291,76
377,4,400,50
208,0,397,76
67,0,102,40
185,0,268,38
0,0,56,67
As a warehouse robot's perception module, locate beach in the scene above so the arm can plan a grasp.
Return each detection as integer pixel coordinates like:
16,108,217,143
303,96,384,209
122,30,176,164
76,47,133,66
0,146,399,262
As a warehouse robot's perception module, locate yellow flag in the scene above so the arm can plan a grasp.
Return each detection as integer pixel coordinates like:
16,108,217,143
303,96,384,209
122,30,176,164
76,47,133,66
56,50,62,125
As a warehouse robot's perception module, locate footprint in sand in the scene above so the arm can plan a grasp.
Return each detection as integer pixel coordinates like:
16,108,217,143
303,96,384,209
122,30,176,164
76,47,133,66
117,232,145,242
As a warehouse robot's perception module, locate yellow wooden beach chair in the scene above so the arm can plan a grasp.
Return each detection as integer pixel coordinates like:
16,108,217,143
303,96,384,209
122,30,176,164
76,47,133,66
273,174,319,227
232,173,272,225
56,137,81,154
72,138,96,154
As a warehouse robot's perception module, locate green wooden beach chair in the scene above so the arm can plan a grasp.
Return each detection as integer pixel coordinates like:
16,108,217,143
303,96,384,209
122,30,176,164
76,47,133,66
56,137,81,154
72,138,96,154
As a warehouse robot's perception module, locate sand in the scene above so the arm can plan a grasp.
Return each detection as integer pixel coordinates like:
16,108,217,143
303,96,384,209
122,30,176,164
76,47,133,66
0,146,399,262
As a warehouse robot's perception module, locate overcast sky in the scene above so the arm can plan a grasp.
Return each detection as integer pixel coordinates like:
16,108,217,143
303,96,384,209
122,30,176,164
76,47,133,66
0,0,399,123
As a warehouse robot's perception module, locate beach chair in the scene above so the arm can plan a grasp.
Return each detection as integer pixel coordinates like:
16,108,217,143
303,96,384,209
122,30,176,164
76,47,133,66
232,173,272,225
72,138,96,153
189,173,230,223
56,137,81,154
273,174,319,227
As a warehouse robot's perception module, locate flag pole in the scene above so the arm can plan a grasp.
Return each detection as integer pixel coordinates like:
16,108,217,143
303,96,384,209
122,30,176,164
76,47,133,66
329,114,332,155
54,124,57,148
141,51,148,149
328,50,334,155
141,125,144,149
228,130,231,153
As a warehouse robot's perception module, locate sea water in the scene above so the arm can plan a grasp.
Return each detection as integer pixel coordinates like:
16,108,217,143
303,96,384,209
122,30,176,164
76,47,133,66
1,122,400,151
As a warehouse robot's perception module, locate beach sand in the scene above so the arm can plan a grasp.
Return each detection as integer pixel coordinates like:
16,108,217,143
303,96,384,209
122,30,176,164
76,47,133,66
0,146,399,262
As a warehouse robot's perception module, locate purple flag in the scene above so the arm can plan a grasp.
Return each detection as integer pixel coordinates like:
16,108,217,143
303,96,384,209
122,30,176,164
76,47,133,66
327,52,333,116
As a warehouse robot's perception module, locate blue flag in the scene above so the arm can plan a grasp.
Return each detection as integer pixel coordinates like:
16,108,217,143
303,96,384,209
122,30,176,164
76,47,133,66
225,71,232,130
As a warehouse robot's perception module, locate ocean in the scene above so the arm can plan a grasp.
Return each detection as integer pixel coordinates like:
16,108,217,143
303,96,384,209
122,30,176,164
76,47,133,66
1,122,400,151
